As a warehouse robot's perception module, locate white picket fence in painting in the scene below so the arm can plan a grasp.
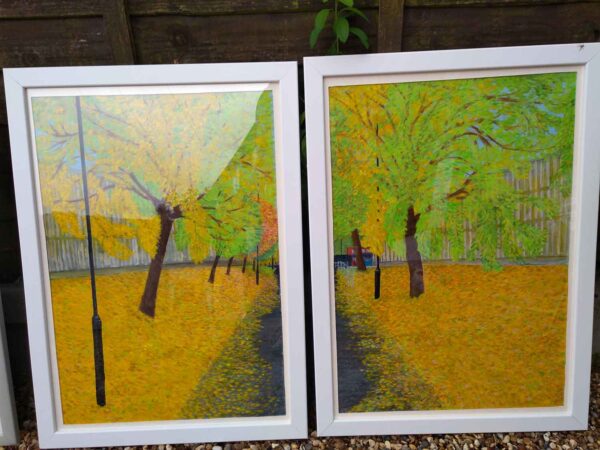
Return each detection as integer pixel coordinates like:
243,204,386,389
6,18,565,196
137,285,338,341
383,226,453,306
45,158,570,272
337,158,571,264
43,214,192,273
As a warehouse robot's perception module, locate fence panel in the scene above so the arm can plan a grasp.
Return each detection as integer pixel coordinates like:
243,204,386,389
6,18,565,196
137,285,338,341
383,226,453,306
43,214,191,273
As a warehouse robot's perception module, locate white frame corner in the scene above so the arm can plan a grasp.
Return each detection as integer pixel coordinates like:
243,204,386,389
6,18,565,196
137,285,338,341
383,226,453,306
4,61,307,448
304,43,600,436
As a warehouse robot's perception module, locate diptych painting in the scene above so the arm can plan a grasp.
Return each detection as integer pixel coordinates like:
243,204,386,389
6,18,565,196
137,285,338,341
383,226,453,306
329,72,577,412
30,87,285,424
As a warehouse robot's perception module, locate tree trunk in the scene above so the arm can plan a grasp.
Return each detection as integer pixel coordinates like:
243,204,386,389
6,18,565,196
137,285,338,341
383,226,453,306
351,228,367,271
226,256,234,275
256,244,260,285
139,208,173,318
208,254,220,283
405,206,424,298
242,255,247,273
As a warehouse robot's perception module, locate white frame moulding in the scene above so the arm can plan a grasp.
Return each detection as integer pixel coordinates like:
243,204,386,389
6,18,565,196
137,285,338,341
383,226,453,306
304,43,600,436
3,61,307,448
0,292,19,445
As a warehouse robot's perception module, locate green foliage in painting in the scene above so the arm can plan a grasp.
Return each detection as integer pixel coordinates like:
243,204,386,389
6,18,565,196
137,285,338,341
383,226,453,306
332,176,369,242
330,72,577,295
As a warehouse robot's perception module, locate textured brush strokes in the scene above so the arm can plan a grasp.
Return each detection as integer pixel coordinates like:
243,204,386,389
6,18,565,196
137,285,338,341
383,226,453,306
31,90,285,424
329,72,577,412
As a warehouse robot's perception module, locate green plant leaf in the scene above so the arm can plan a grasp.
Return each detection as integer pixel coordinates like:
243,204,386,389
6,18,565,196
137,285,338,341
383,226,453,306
341,6,368,21
333,17,350,43
314,8,330,32
309,28,321,48
338,0,354,6
310,8,330,48
350,27,369,48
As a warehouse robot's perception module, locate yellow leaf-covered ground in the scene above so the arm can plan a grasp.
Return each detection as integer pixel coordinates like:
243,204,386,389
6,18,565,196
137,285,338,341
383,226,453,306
50,265,279,424
181,287,284,419
336,263,568,412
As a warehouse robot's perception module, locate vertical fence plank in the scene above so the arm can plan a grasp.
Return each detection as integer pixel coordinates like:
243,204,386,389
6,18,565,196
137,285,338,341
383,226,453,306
103,0,136,64
378,0,406,52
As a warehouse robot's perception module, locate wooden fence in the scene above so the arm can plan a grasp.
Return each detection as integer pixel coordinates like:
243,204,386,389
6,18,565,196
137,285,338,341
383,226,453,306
1,0,599,281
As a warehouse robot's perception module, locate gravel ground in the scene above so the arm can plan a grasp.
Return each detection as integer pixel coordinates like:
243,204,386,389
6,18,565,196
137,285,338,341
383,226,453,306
7,370,600,450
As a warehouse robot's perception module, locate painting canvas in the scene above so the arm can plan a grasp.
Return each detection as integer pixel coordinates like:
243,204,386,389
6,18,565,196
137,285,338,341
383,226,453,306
328,71,577,413
29,85,286,425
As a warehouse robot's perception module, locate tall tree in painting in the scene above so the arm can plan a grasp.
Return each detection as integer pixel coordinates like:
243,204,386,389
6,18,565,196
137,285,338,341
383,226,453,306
32,90,275,317
330,73,576,297
332,177,369,270
197,91,277,283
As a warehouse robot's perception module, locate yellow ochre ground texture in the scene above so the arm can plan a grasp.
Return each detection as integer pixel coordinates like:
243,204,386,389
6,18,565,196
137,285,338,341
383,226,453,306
336,263,568,412
50,265,279,424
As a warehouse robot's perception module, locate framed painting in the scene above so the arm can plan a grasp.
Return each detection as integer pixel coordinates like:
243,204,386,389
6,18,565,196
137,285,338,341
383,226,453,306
0,293,19,445
304,43,600,435
4,61,306,447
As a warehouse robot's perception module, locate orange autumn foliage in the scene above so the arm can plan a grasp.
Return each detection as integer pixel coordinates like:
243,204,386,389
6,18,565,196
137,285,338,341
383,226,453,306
259,199,278,254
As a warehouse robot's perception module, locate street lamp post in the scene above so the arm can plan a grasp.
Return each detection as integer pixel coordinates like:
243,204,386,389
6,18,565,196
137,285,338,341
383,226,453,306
256,191,260,285
75,97,106,407
374,127,381,300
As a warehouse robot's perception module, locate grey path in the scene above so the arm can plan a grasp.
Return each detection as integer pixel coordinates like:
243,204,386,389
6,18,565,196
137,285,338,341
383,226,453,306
258,303,285,415
335,311,371,412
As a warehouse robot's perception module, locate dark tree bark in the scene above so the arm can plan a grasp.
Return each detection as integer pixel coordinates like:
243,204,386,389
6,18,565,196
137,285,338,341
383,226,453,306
242,255,247,273
208,254,220,283
405,206,424,298
374,256,381,299
256,258,260,285
351,228,367,271
226,256,234,275
139,204,176,318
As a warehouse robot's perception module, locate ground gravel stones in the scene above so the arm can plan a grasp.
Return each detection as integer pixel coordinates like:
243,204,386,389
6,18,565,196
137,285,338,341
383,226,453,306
7,371,600,450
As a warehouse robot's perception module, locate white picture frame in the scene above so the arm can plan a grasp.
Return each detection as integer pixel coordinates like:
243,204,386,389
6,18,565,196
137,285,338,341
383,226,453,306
304,43,600,436
0,293,19,446
4,62,307,447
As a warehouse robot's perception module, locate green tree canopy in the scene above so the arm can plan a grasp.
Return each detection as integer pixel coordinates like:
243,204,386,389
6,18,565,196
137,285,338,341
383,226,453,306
330,72,577,296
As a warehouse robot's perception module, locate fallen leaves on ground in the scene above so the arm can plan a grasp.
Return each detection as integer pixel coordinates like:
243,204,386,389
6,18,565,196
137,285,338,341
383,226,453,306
50,264,279,424
336,263,568,411
181,279,284,418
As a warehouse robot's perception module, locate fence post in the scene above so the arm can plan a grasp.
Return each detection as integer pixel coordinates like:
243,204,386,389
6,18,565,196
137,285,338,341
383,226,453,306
378,0,406,53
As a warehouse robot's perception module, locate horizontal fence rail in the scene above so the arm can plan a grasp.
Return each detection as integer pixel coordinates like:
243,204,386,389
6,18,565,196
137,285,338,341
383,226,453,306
43,214,192,273
45,159,570,272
